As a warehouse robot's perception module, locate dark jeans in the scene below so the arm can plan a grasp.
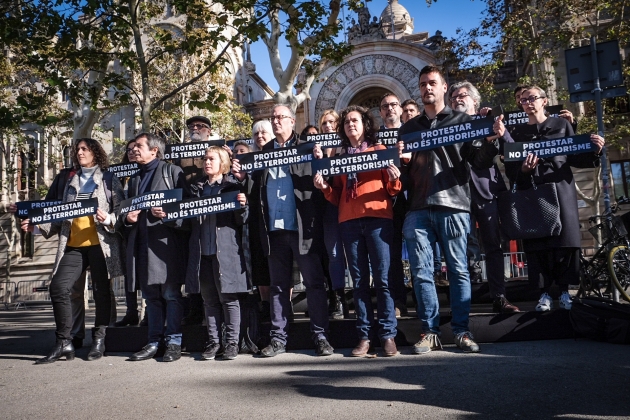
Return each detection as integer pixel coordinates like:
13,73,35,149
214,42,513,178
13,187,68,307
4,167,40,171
49,246,111,340
199,255,240,344
341,217,397,340
472,197,505,297
267,231,329,345
389,197,407,304
323,202,346,291
142,281,184,346
69,271,87,340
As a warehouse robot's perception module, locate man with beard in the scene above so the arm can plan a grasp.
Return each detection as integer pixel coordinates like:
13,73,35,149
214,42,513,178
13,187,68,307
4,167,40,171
178,115,212,325
448,81,519,313
379,93,409,318
398,66,505,354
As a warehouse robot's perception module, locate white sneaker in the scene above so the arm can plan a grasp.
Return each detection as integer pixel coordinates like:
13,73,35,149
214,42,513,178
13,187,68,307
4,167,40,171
536,292,553,311
559,291,573,310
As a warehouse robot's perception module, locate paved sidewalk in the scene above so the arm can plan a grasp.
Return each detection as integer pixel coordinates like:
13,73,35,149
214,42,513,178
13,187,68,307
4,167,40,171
0,307,628,419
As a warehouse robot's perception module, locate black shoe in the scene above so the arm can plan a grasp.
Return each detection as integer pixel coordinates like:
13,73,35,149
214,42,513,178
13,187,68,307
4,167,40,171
87,338,106,361
130,344,158,361
201,342,221,360
163,344,181,362
492,295,520,313
261,339,286,357
71,337,83,350
223,342,238,360
315,339,334,356
114,313,139,327
35,339,75,364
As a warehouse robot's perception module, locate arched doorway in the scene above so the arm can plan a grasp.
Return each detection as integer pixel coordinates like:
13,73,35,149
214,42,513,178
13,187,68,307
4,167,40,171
348,87,391,127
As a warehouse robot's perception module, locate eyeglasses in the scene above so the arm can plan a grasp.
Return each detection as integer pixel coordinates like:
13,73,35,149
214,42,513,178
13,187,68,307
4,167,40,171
380,102,399,110
271,115,292,122
188,123,210,130
450,92,470,102
126,148,134,153
519,96,545,104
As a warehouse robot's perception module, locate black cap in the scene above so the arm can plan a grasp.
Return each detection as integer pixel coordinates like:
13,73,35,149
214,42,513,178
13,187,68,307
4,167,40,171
185,115,211,128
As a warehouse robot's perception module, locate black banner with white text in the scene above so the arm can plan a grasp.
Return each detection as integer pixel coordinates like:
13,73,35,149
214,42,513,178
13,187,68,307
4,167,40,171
28,199,98,224
503,134,594,161
15,200,63,219
162,191,241,221
303,133,342,149
108,162,140,179
311,148,400,177
119,189,183,214
164,140,226,160
236,142,315,171
400,118,494,152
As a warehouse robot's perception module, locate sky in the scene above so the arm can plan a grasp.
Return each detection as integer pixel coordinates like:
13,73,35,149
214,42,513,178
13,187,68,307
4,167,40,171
248,0,488,92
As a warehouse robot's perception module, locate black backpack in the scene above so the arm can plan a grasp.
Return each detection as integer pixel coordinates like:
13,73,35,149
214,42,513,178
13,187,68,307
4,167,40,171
570,297,630,344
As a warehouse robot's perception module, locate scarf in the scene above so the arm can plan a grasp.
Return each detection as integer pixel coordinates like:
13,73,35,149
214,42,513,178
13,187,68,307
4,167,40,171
345,140,369,202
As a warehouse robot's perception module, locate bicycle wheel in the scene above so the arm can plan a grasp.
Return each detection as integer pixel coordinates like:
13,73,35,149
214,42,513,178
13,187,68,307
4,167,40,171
608,245,630,302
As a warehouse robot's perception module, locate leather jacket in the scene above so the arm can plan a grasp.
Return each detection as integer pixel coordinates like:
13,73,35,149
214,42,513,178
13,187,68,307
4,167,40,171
399,106,499,212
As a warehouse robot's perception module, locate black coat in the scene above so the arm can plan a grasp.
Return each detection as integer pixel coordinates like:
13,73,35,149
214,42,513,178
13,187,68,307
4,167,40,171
246,133,325,256
504,118,600,251
185,175,250,294
122,160,190,291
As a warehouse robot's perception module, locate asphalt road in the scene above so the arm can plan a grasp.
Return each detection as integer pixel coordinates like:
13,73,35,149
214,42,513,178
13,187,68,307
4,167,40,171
0,308,628,419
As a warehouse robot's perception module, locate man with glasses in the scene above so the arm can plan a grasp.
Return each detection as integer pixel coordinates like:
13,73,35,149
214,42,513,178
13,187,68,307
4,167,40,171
401,99,420,123
448,81,520,314
378,93,409,318
233,104,333,358
398,66,504,354
175,116,213,326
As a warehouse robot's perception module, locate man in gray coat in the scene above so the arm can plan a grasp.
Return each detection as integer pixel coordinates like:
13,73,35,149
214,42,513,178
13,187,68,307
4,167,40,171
124,132,189,362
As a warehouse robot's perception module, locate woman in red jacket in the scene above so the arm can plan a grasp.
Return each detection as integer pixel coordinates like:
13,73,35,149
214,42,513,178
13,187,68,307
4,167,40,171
313,105,401,357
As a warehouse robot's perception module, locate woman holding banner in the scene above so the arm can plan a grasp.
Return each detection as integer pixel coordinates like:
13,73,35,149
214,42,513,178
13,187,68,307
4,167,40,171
318,109,349,320
504,85,604,312
313,105,401,357
185,146,249,361
21,138,124,364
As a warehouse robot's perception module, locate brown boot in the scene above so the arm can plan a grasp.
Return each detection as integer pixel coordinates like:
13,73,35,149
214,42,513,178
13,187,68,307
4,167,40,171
351,339,371,357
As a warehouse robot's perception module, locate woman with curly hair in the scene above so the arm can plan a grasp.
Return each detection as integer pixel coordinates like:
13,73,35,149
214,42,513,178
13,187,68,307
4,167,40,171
22,138,125,364
313,105,401,357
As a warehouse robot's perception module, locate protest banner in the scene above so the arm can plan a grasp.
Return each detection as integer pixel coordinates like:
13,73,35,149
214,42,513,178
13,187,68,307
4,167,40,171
28,199,99,224
226,138,254,149
503,134,594,161
108,162,140,179
400,118,494,152
311,148,400,177
377,128,399,146
164,140,225,159
15,200,63,219
162,191,241,221
302,132,342,149
503,105,564,126
236,142,315,171
119,189,183,214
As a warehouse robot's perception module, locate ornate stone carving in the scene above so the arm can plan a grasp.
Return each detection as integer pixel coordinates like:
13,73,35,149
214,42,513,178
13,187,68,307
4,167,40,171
314,54,420,123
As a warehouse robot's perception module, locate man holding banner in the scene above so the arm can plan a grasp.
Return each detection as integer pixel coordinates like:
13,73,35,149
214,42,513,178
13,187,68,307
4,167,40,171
123,133,189,362
232,104,333,358
503,85,604,313
397,66,504,354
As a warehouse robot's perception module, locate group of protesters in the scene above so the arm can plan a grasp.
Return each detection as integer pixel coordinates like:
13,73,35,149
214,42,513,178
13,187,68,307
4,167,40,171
15,64,605,364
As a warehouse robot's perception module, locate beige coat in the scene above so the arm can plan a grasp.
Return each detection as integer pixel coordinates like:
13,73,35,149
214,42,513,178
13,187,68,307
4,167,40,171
39,167,125,280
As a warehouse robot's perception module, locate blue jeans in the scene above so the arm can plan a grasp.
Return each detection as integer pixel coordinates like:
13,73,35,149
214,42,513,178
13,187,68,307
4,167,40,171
323,202,347,290
142,281,184,346
340,217,397,340
403,208,471,335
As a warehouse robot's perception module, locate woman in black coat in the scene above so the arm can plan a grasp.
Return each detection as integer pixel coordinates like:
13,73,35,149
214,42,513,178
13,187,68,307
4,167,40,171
504,85,604,312
185,146,249,361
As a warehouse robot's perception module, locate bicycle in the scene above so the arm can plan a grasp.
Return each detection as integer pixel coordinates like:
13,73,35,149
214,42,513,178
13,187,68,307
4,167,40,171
578,200,630,302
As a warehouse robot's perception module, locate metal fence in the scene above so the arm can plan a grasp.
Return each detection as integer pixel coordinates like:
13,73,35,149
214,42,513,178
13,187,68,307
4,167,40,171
15,280,50,302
